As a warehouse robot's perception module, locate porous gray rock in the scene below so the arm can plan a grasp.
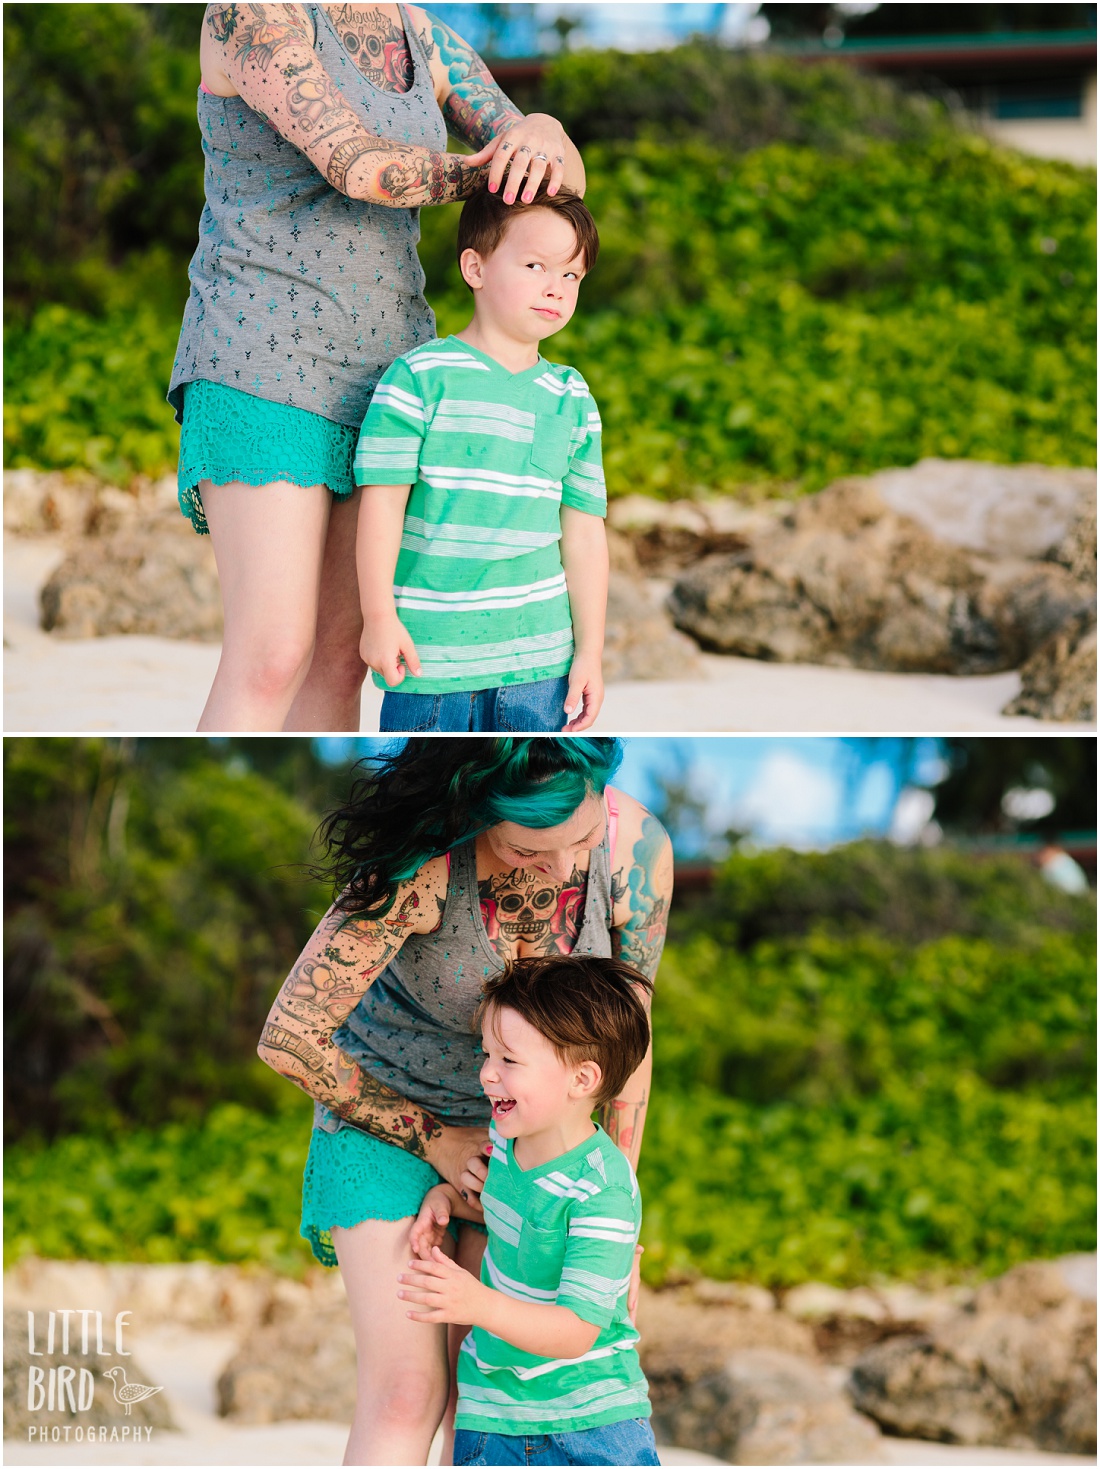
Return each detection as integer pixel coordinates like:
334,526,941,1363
40,520,222,641
216,1299,357,1424
850,1261,1097,1454
3,1308,176,1437
870,459,1094,560
669,476,1096,678
650,1347,884,1465
604,572,705,681
1003,609,1096,723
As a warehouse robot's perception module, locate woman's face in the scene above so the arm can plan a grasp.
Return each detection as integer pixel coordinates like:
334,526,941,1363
486,792,606,883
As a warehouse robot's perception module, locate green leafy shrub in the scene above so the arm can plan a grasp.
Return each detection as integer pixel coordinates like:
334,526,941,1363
4,739,329,1140
3,1103,313,1276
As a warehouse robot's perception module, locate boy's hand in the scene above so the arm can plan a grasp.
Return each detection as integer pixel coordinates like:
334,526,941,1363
360,610,421,686
409,1186,453,1261
563,651,604,732
399,1245,489,1326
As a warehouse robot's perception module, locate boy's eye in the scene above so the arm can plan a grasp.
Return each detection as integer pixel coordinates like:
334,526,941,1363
526,262,545,271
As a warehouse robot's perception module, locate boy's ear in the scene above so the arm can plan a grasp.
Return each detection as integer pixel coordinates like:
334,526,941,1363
571,1059,602,1101
459,247,486,291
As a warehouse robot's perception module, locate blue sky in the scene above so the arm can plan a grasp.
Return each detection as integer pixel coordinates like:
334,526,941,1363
316,736,944,855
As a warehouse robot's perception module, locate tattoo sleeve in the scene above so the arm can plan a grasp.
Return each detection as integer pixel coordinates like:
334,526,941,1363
613,815,673,982
422,8,523,150
257,884,446,1159
207,3,488,206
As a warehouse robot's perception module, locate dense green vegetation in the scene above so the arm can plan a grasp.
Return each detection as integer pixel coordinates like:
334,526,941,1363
5,740,1095,1285
4,14,1095,492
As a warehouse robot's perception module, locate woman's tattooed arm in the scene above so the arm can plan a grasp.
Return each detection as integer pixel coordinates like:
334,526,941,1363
204,3,489,204
613,814,673,982
414,7,523,149
258,870,448,1158
599,805,673,1167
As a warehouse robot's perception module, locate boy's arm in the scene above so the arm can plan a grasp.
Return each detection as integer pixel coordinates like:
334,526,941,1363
560,506,608,733
356,484,422,686
400,1248,600,1357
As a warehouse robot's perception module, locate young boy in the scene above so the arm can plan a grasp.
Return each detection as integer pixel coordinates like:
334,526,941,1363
353,186,608,734
399,956,660,1467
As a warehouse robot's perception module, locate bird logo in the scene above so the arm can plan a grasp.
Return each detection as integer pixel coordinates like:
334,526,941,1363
102,1366,164,1416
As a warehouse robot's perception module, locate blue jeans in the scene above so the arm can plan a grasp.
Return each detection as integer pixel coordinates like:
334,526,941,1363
379,675,570,733
453,1419,659,1466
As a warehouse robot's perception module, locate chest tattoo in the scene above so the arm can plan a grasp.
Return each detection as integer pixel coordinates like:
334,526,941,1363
332,4,413,92
479,865,587,957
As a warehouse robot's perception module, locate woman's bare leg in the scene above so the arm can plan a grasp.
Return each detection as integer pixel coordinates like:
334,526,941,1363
438,1225,488,1467
198,479,331,731
334,1216,456,1467
284,487,368,733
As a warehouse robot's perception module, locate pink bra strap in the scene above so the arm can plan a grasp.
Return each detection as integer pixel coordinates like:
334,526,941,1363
200,81,215,94
606,788,619,869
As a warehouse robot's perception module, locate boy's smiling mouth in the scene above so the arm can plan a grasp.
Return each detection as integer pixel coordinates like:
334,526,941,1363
490,1096,517,1118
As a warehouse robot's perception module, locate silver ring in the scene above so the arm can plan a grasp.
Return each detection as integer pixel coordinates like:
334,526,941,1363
534,152,548,161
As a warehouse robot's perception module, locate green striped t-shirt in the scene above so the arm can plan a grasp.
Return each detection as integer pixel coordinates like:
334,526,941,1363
454,1121,651,1436
353,336,606,694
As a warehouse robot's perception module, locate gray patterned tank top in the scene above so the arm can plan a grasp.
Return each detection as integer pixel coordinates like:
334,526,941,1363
316,827,616,1134
168,4,446,428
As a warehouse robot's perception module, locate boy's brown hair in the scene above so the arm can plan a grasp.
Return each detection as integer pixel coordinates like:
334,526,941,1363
474,955,652,1109
457,184,600,282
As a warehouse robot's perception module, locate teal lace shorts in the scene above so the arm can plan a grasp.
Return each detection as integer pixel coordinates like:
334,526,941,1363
176,379,358,535
301,1122,486,1269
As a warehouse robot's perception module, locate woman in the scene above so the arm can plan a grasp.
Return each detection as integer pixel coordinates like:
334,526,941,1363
259,737,673,1465
170,4,586,732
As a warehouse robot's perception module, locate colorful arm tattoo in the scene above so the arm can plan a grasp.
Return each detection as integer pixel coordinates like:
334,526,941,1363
258,889,446,1158
612,815,673,982
418,7,523,149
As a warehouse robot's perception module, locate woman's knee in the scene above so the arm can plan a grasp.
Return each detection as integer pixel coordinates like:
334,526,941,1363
223,629,317,701
357,1364,450,1427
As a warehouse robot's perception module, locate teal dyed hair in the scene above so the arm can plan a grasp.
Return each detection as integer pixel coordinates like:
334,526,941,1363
319,737,624,919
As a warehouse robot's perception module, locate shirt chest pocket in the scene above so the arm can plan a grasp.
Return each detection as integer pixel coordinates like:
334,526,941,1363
528,415,574,482
517,1220,567,1293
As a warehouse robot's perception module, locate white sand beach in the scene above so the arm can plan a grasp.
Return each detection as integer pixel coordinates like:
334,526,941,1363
4,538,1093,734
4,1321,1095,1469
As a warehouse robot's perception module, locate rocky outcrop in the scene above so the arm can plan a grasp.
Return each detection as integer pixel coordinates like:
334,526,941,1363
216,1298,357,1425
638,1283,884,1464
603,573,704,681
1004,609,1096,722
39,521,223,640
650,1347,884,1465
850,1261,1097,1454
668,472,1096,683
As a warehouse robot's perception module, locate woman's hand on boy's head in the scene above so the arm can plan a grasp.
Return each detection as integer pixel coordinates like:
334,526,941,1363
399,1245,487,1326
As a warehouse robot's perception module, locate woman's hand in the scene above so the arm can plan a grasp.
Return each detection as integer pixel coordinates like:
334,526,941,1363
430,1126,492,1213
488,113,571,203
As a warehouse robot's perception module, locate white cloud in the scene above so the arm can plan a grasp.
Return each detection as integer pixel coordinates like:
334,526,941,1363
732,749,840,848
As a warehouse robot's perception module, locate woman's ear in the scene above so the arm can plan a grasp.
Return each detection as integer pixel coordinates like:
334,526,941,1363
571,1059,603,1101
459,247,486,291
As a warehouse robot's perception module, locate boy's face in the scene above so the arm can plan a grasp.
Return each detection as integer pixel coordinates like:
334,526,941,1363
480,1003,597,1140
463,210,586,343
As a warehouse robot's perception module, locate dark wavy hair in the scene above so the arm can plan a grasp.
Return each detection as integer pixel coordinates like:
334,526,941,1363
317,738,623,920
